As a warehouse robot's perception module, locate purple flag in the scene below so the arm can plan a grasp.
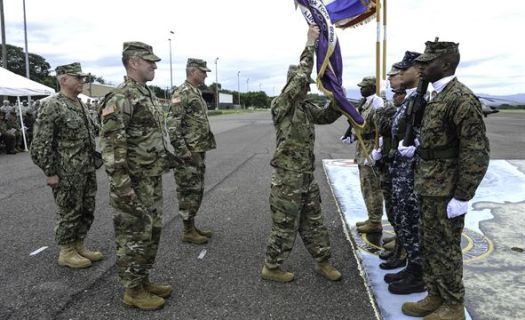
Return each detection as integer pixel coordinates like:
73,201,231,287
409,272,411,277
295,0,377,126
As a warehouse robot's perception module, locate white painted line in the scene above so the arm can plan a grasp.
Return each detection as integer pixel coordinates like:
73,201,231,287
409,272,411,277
198,249,207,259
29,246,49,256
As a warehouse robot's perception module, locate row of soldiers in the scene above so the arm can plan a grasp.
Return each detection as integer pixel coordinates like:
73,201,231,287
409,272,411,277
343,40,490,319
30,41,218,310
0,106,34,154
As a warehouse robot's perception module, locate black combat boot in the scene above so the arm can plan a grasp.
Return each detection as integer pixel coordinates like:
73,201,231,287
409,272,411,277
388,264,426,294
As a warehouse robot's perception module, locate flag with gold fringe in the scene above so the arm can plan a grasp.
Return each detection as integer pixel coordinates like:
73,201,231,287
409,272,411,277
295,0,377,127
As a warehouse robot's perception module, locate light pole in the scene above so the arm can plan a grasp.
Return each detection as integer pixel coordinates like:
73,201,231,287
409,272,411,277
215,57,219,110
259,83,262,92
169,30,174,92
246,78,249,92
22,0,29,80
237,71,241,108
1,0,7,69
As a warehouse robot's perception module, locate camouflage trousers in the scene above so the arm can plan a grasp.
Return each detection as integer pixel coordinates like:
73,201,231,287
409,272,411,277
420,196,465,304
0,131,16,152
378,162,394,228
265,168,331,268
358,164,384,223
52,172,97,245
111,175,163,289
174,152,206,222
390,154,422,267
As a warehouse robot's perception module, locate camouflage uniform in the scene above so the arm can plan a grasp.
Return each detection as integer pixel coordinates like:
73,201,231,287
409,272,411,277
373,102,397,233
30,85,97,246
168,64,216,223
415,45,490,304
265,44,341,268
0,111,16,153
99,42,176,288
355,85,384,224
390,91,422,268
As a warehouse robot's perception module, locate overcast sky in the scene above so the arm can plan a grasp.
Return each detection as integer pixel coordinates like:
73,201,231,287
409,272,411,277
2,0,523,97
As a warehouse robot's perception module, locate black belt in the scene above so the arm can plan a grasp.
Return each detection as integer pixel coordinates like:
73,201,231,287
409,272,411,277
417,146,459,160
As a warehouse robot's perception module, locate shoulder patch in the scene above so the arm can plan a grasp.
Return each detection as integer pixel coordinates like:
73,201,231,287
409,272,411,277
171,96,181,104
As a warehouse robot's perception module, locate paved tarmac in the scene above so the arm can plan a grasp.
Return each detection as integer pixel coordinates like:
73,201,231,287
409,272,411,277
0,110,523,320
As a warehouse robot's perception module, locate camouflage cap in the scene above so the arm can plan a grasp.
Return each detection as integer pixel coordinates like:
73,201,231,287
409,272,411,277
122,41,161,62
415,39,459,63
387,66,401,76
357,76,376,87
287,65,315,84
55,62,88,77
393,51,422,70
187,58,211,72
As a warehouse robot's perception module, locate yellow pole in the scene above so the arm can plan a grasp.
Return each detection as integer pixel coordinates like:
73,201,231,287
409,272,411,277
382,0,387,81
375,0,381,95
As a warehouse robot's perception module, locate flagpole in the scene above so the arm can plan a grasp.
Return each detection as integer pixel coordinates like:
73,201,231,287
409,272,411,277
375,0,381,95
382,0,387,82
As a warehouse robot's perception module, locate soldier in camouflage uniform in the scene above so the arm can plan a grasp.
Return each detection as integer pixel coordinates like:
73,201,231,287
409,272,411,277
261,25,342,283
352,77,385,234
99,42,176,310
0,110,17,154
382,51,426,293
401,40,490,320
372,66,405,263
30,63,103,269
167,58,216,245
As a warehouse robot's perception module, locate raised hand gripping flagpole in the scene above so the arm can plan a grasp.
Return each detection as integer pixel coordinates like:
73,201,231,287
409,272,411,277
295,0,375,128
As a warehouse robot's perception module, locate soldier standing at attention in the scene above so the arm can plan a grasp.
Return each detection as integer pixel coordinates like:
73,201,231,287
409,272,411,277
383,51,426,292
261,25,342,283
99,42,176,310
400,40,490,320
30,63,103,269
353,76,385,234
168,58,216,245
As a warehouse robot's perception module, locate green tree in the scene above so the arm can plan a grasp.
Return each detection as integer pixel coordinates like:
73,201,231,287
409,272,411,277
85,74,105,85
0,44,56,89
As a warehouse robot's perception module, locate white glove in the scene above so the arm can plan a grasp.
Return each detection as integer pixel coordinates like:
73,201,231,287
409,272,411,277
398,140,416,158
378,136,383,148
447,198,468,219
340,135,354,145
364,158,374,166
371,148,382,161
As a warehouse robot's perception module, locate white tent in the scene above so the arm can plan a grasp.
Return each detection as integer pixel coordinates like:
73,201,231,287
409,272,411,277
0,66,55,151
0,66,55,96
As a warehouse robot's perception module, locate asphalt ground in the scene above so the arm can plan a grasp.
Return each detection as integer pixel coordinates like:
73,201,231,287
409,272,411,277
0,110,523,320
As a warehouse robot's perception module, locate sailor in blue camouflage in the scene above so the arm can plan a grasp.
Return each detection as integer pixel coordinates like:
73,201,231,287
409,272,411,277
99,42,176,288
387,51,426,294
30,62,98,247
264,26,342,271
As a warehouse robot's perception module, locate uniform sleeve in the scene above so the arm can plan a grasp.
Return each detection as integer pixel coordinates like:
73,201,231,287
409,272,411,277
272,45,315,124
30,101,58,176
453,97,490,200
166,91,191,156
308,100,342,124
99,94,133,196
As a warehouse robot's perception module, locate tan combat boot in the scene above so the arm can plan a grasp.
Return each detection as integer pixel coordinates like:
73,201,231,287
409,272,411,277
194,225,212,238
315,262,342,281
261,265,294,282
355,219,369,227
58,245,92,269
123,285,165,310
356,221,382,234
75,240,104,262
424,303,465,320
143,278,173,298
182,220,208,244
402,295,444,317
